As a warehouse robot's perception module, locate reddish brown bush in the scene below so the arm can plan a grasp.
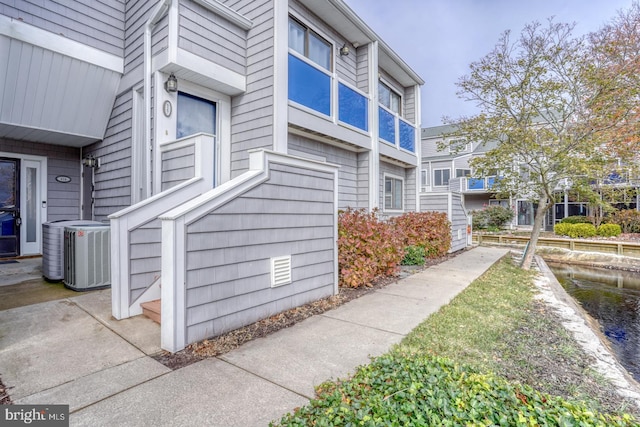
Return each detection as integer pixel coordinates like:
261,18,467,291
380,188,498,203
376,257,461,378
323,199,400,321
391,211,451,258
608,209,640,233
337,208,404,288
337,209,452,288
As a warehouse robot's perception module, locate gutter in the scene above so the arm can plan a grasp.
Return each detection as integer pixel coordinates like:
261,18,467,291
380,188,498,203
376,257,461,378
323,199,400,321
144,0,172,198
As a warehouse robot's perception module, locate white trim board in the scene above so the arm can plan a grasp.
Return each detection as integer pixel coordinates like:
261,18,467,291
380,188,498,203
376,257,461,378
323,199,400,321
0,15,123,73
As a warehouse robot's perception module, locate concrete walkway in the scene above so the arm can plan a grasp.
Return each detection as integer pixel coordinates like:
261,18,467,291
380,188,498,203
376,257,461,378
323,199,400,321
0,247,508,426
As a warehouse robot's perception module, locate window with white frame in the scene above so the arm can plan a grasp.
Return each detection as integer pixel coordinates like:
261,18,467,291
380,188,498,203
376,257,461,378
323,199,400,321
378,80,401,114
420,169,429,191
288,17,331,71
447,138,469,153
455,169,471,178
433,169,450,187
384,176,403,210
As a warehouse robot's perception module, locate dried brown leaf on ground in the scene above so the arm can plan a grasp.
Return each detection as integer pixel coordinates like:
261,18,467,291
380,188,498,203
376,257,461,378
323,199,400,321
152,255,454,370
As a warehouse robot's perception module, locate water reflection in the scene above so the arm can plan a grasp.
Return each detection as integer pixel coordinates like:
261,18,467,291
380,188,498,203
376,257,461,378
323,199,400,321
548,262,640,381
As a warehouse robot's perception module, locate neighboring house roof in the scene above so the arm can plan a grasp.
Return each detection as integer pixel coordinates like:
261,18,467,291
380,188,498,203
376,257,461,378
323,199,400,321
421,124,458,138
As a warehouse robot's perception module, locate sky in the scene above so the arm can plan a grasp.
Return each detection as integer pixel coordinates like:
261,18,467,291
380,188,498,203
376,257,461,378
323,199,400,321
343,0,635,128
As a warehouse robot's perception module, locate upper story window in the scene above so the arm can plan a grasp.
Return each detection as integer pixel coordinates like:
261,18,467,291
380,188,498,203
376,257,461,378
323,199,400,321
378,81,401,114
455,169,471,178
288,17,331,71
447,138,469,153
434,169,450,187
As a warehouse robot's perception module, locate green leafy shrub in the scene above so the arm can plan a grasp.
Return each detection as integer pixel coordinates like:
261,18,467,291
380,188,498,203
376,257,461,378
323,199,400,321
390,211,451,258
597,223,622,237
571,223,597,238
273,353,637,427
401,245,426,265
337,208,404,288
554,222,572,236
555,223,595,238
471,205,514,230
561,215,592,224
609,209,640,233
555,223,597,238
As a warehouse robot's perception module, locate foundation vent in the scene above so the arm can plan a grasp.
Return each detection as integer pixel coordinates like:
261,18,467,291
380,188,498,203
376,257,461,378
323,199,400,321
271,255,292,287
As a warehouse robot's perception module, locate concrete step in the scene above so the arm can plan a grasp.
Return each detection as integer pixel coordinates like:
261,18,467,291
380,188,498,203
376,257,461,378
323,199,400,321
141,299,161,324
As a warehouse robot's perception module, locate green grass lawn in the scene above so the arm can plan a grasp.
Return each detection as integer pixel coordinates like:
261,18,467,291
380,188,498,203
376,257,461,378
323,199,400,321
272,257,640,426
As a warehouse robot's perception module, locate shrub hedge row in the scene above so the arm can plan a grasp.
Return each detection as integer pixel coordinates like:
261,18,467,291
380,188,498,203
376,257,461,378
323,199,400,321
337,209,451,288
554,222,622,238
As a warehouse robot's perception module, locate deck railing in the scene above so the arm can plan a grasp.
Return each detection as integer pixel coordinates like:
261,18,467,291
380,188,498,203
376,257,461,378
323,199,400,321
110,133,215,320
473,234,640,258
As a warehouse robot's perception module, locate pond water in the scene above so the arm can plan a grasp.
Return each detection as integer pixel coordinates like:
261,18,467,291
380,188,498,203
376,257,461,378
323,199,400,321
548,262,640,382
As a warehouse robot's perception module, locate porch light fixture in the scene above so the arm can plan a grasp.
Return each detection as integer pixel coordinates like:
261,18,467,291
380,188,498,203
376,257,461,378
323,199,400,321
82,155,100,168
339,44,350,56
164,73,178,93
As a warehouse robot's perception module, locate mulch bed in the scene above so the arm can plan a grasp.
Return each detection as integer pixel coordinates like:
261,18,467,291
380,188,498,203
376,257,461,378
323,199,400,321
152,253,457,370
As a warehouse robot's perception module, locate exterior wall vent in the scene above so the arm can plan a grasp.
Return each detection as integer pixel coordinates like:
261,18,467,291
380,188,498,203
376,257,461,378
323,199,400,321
271,255,292,287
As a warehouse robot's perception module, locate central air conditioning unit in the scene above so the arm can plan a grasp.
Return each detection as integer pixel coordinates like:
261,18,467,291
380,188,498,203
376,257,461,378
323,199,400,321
42,220,102,281
63,224,111,291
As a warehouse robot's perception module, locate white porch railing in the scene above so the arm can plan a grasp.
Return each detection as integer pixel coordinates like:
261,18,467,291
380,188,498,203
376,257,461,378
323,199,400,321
109,133,215,320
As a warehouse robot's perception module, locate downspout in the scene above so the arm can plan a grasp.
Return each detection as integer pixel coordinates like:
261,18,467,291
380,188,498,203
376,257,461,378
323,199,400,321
144,0,172,198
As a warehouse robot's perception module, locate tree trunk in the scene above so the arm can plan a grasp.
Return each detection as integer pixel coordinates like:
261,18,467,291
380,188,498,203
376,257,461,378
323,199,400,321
521,194,551,270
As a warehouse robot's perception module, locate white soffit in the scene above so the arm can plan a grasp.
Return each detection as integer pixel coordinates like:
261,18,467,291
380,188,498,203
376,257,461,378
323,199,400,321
0,17,123,146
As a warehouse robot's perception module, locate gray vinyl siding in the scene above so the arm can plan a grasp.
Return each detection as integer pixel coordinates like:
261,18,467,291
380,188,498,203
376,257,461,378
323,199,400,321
0,0,125,57
161,145,195,191
87,91,133,221
228,0,274,176
405,166,417,211
129,218,161,302
356,152,370,208
420,193,467,252
465,193,492,212
183,161,336,344
420,193,448,212
449,193,468,252
178,1,246,76
355,44,369,92
420,193,469,253
404,85,416,124
124,0,168,74
380,161,415,214
421,135,446,158
287,133,361,209
0,139,81,221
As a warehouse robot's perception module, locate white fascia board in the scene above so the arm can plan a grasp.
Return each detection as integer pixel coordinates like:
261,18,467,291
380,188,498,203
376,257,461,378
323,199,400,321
0,15,123,73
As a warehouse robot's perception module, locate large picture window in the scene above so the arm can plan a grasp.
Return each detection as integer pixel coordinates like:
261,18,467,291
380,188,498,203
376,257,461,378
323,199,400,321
288,17,331,71
384,176,403,211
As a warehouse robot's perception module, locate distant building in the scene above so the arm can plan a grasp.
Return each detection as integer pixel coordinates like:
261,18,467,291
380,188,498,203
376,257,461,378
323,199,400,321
421,124,640,231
